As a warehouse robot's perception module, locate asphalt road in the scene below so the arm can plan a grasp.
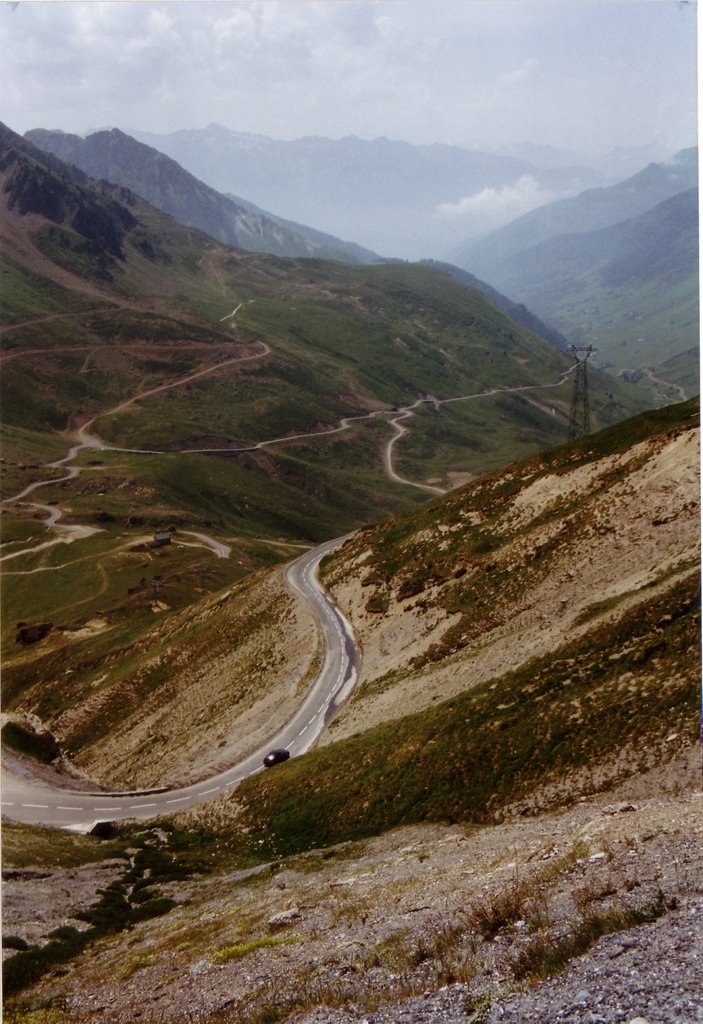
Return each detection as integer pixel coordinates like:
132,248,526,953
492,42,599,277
0,537,358,831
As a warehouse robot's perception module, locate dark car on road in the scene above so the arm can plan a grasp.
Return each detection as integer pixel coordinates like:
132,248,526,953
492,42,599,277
263,748,290,768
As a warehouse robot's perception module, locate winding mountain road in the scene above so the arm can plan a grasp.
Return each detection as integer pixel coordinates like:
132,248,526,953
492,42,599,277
1,305,574,829
0,537,358,830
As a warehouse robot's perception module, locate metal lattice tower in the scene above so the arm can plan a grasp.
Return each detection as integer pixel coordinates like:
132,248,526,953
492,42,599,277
568,345,594,440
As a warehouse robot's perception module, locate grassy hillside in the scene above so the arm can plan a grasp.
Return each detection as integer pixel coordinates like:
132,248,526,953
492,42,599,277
179,397,700,859
227,573,698,860
1,126,649,485
2,406,699,1023
0,124,664,772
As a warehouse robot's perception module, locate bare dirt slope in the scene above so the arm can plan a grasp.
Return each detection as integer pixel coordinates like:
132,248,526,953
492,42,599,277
50,565,320,789
3,753,699,1023
320,420,699,747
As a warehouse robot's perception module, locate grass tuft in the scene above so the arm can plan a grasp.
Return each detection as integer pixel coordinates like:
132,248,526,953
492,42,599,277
511,893,667,981
212,934,298,965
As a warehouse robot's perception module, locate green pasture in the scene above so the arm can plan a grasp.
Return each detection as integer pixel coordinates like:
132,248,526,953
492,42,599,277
541,270,699,382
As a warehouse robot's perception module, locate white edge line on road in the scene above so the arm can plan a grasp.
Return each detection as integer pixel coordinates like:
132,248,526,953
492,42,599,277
4,536,358,826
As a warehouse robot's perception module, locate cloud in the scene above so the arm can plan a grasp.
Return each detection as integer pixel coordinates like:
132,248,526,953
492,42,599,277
0,0,696,157
497,57,539,89
436,176,556,224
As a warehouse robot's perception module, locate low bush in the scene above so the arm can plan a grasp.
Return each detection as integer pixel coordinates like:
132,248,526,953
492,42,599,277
2,835,185,997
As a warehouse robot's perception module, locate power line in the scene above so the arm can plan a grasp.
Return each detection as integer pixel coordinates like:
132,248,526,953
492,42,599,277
568,345,595,440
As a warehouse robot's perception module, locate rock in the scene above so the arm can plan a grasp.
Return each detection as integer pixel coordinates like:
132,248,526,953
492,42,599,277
15,622,53,645
2,868,52,881
268,906,302,929
603,803,636,815
89,821,118,840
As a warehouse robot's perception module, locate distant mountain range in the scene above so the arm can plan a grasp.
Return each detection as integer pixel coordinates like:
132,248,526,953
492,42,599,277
25,128,379,263
129,124,605,259
452,149,698,276
23,124,577,358
451,150,698,386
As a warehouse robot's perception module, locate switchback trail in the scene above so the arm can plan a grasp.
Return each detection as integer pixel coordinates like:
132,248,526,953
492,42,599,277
73,368,574,495
1,306,572,826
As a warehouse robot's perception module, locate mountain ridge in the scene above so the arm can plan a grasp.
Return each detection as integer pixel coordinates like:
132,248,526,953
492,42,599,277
463,187,699,381
24,126,380,263
452,147,698,275
130,123,605,258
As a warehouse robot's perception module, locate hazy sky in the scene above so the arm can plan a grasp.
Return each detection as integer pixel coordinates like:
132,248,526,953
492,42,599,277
1,0,697,159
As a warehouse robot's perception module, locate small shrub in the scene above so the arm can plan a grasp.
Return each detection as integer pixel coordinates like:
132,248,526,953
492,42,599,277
467,876,530,939
116,953,157,980
1,721,59,762
365,592,390,614
463,993,493,1023
2,935,32,951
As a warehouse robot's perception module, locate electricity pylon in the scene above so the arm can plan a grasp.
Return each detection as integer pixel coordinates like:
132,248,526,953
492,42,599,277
568,345,595,440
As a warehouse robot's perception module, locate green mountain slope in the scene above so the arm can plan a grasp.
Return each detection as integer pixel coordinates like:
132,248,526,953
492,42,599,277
420,259,571,352
454,149,698,275
1,123,651,689
463,189,699,386
2,123,647,465
25,127,379,263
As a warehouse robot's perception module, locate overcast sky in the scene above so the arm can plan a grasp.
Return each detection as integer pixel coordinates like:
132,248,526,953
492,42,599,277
1,0,697,159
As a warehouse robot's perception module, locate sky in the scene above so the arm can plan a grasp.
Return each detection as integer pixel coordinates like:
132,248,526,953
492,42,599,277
0,0,698,162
